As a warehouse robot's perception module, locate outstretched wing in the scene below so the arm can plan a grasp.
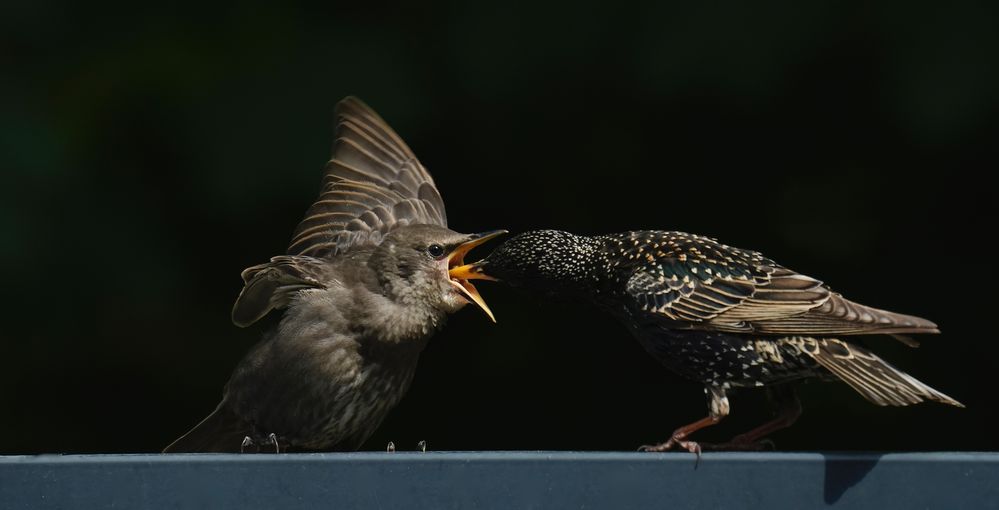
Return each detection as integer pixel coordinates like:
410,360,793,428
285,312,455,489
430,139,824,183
618,231,938,337
287,97,447,257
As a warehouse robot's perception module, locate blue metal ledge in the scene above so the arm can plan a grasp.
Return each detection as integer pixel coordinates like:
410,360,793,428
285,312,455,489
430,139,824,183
1,452,997,509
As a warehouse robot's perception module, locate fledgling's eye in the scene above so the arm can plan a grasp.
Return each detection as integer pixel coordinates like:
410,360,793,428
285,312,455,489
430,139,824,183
427,244,445,259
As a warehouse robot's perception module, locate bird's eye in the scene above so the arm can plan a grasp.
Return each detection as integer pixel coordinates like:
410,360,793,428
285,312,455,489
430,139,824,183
427,244,446,259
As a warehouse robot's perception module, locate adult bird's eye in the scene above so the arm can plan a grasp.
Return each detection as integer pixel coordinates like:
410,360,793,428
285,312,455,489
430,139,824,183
427,244,446,259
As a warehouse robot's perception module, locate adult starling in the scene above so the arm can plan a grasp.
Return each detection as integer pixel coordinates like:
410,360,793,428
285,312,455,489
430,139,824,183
452,230,962,453
164,97,503,453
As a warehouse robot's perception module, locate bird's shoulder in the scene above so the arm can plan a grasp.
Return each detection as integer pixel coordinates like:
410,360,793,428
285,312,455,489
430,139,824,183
231,255,347,328
602,231,769,281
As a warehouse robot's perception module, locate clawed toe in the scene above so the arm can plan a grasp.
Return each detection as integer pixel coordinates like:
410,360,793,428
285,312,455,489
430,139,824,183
241,433,284,453
638,437,701,455
267,432,282,453
638,438,676,452
240,436,254,453
638,442,667,452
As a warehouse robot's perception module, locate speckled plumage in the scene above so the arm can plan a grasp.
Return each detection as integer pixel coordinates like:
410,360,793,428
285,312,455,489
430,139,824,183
473,230,961,451
164,98,497,453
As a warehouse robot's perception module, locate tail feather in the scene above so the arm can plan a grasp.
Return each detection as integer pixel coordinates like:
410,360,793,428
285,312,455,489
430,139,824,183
163,402,250,453
786,337,963,408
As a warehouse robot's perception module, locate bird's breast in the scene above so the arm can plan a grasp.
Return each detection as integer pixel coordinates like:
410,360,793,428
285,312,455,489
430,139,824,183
274,335,422,451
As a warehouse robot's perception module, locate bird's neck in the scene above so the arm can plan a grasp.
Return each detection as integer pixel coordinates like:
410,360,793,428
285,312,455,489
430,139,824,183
369,272,448,344
527,234,609,295
543,234,661,301
375,298,446,345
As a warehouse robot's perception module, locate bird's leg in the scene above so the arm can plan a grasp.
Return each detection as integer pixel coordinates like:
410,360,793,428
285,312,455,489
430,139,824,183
727,384,801,447
639,386,729,455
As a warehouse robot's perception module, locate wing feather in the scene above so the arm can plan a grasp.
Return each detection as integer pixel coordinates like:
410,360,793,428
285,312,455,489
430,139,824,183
617,231,937,339
287,97,447,257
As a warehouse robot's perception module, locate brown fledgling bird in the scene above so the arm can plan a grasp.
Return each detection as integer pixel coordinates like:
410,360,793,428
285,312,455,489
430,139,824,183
452,230,962,453
164,97,503,453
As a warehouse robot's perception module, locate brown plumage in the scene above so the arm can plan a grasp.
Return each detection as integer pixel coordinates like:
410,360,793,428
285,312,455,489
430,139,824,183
164,98,501,453
455,229,961,453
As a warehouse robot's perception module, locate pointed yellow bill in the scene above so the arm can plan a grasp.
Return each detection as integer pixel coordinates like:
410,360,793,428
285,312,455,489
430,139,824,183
448,260,491,282
449,278,496,322
447,230,506,322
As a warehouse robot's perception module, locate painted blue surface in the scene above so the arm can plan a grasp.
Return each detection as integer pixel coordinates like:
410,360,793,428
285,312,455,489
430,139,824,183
1,452,997,509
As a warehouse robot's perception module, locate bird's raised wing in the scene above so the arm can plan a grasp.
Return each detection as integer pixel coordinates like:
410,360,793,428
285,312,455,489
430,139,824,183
287,97,447,257
618,232,937,336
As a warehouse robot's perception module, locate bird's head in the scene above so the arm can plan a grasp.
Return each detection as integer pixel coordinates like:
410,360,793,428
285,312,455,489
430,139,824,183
371,225,506,321
448,230,600,294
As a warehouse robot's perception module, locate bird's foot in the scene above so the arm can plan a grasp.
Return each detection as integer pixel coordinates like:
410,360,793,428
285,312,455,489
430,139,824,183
267,433,283,453
638,436,702,456
386,441,396,453
417,440,428,453
240,436,255,453
639,436,704,468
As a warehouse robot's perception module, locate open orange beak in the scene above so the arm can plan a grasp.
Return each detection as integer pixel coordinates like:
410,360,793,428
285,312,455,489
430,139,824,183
447,230,506,322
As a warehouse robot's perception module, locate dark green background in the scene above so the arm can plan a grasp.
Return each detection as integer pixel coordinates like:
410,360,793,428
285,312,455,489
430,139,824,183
3,1,996,454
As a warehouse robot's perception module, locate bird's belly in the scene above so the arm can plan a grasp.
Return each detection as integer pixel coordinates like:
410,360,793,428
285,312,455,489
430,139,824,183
292,362,418,451
231,335,421,451
631,328,821,387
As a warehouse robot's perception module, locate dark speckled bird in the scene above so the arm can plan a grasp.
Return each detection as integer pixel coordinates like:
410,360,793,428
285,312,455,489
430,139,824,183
164,97,503,453
451,230,962,453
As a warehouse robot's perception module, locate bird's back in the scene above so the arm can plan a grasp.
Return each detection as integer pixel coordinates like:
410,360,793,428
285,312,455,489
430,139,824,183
591,230,938,338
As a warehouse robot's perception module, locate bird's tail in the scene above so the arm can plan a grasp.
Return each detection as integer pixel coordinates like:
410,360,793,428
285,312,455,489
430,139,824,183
163,402,250,453
785,337,964,407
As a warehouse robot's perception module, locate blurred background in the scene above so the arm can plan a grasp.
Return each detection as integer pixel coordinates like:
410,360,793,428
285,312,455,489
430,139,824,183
2,0,997,454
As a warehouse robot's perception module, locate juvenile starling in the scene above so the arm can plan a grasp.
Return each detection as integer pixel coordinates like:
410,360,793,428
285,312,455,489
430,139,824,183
452,230,962,453
164,97,503,453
